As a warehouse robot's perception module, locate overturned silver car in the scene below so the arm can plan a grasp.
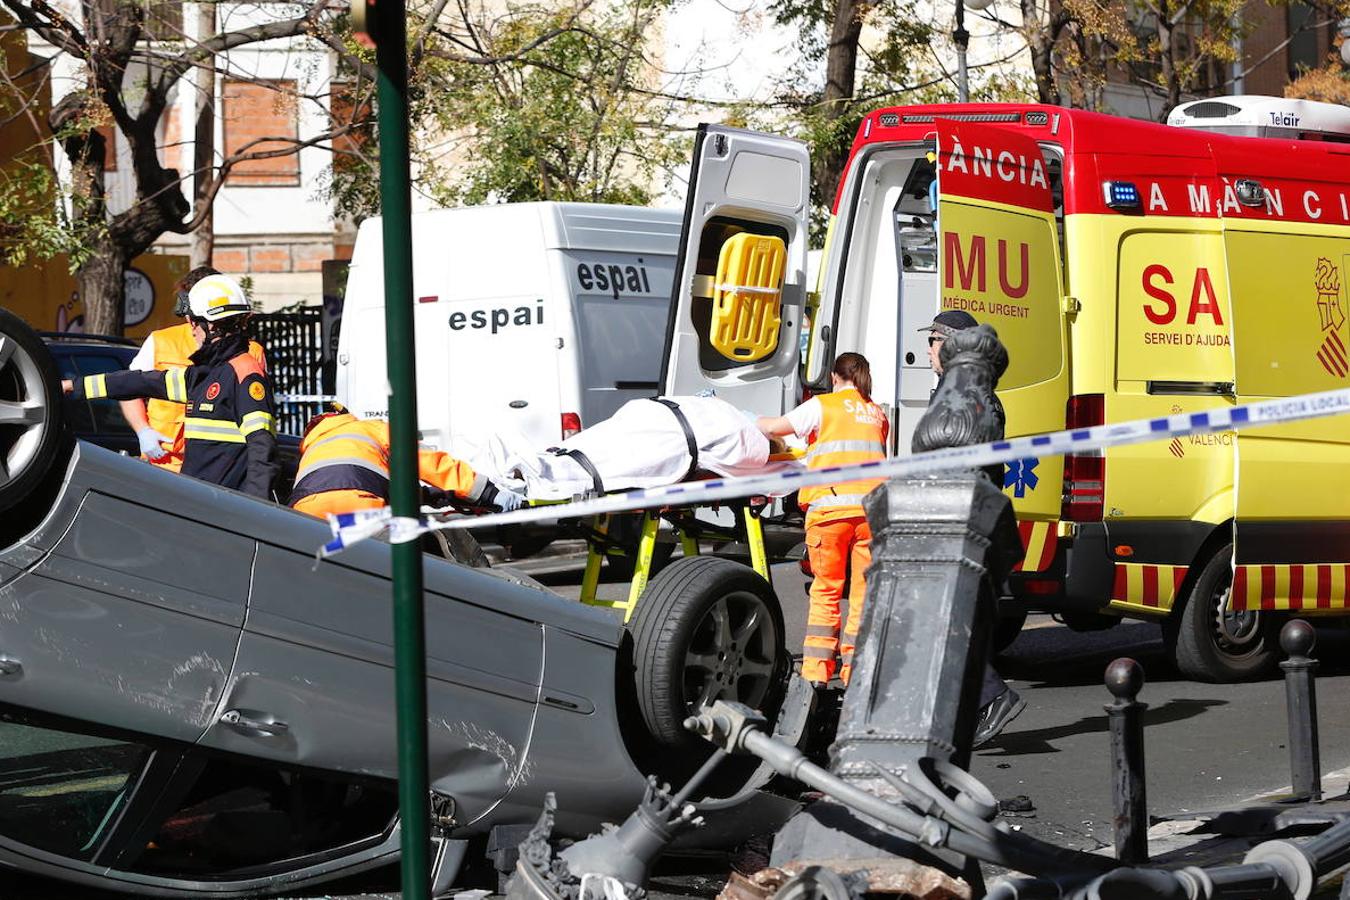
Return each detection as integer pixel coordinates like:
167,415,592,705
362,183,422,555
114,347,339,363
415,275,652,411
0,308,796,896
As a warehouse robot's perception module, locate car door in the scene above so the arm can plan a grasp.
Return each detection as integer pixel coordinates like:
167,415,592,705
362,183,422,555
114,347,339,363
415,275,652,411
198,533,543,826
660,125,811,415
0,492,248,744
934,119,1070,522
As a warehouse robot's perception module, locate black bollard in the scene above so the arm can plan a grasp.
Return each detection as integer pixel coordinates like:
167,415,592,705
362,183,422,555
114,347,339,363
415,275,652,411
1105,658,1148,864
1280,619,1321,802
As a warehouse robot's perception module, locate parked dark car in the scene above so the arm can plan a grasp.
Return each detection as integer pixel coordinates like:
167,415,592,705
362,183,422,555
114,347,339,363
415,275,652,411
40,331,302,500
0,308,795,897
42,332,141,456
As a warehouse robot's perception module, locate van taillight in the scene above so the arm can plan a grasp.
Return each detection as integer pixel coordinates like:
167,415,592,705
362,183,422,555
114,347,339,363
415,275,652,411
561,412,582,440
1062,394,1105,522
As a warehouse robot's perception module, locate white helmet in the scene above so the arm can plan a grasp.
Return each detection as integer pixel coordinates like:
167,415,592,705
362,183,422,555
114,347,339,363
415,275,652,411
187,274,251,322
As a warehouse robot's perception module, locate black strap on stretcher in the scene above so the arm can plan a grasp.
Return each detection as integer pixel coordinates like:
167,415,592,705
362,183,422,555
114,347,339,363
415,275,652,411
650,398,699,481
546,446,605,495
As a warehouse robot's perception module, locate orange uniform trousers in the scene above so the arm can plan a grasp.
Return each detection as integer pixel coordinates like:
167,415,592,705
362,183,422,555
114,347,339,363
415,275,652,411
293,490,386,519
802,515,872,685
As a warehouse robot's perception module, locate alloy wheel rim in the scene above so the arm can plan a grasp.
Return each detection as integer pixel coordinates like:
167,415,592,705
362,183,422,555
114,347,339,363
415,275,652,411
0,335,50,489
1210,575,1263,657
682,589,779,713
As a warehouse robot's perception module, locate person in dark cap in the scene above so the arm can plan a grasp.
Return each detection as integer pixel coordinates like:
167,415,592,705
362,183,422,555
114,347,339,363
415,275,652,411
918,310,1025,749
921,309,980,374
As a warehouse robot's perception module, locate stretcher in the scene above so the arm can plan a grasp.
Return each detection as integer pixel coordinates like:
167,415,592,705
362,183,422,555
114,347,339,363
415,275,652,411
570,499,774,622
529,451,803,622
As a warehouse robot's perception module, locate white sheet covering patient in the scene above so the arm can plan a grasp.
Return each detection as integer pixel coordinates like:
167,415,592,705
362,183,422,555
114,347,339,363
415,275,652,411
467,396,780,500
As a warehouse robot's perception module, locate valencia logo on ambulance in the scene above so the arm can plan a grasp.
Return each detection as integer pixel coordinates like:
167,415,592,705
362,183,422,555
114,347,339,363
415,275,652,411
1314,257,1347,377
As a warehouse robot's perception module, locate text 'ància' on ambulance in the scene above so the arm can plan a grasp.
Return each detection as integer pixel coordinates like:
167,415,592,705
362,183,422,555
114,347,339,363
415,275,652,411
657,95,1350,683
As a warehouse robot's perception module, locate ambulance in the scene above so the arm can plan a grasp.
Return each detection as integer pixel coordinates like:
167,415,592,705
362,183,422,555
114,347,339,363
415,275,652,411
337,202,681,452
658,96,1350,682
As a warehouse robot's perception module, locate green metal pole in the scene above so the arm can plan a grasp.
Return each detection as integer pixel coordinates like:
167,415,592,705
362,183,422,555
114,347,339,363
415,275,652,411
373,1,431,896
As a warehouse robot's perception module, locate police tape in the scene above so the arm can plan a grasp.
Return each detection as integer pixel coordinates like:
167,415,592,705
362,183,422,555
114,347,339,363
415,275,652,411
320,386,1350,557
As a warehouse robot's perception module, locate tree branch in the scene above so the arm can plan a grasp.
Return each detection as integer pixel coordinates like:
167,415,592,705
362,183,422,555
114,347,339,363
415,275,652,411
5,0,88,58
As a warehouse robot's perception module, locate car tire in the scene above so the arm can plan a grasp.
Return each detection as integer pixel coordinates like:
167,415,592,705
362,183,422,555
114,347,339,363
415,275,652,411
1165,543,1278,682
0,308,70,512
628,556,788,747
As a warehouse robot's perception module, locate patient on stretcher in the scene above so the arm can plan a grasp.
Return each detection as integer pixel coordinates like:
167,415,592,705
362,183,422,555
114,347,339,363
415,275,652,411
467,396,798,501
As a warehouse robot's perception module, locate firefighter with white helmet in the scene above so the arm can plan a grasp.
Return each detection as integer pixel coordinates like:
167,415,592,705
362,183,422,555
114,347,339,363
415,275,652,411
64,274,279,498
118,265,268,471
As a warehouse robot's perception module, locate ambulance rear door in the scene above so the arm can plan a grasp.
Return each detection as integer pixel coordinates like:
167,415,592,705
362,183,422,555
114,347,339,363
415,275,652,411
660,125,810,414
935,119,1069,521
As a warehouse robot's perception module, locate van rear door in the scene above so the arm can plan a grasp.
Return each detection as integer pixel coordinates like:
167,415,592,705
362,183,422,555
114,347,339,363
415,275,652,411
935,119,1069,521
660,125,810,414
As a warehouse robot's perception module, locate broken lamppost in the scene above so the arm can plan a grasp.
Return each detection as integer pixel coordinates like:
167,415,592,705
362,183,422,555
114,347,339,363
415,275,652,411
770,324,1022,892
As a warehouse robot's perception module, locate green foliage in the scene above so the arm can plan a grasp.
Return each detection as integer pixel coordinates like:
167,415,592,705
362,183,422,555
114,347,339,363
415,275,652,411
0,161,104,270
765,0,949,241
325,0,685,221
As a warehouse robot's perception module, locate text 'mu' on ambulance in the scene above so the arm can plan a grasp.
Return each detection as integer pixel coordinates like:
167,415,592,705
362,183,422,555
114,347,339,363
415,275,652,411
659,96,1350,682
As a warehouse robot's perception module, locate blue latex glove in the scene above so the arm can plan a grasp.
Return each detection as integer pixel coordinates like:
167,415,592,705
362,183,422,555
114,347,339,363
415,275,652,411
495,488,526,513
136,427,173,461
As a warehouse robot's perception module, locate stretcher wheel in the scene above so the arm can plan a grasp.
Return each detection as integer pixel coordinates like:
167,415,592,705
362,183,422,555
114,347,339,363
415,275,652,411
627,556,788,747
0,308,70,514
1164,543,1277,682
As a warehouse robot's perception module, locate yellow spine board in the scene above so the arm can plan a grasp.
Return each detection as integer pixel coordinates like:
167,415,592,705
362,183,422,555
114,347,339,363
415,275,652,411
710,233,786,363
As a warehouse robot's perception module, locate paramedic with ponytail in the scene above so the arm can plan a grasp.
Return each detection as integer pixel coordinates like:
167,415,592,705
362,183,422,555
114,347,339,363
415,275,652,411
758,353,889,687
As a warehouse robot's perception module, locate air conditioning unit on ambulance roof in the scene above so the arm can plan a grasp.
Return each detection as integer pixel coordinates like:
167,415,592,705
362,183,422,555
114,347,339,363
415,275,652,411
1167,95,1350,141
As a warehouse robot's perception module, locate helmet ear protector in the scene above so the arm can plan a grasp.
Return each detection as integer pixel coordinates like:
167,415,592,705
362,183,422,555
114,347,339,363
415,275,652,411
173,290,192,317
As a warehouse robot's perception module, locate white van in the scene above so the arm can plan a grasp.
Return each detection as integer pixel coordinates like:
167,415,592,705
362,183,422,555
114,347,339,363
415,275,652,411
336,202,682,453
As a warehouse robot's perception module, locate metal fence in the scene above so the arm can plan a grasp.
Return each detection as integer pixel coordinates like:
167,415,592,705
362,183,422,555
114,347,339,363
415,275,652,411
249,307,333,435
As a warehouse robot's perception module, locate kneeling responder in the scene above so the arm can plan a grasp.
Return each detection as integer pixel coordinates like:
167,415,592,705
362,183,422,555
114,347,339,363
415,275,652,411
288,405,526,518
757,352,889,687
64,274,278,498
120,265,268,470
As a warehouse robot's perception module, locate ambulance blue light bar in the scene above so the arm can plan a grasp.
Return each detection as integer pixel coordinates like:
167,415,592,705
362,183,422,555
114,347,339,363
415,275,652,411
1103,181,1141,210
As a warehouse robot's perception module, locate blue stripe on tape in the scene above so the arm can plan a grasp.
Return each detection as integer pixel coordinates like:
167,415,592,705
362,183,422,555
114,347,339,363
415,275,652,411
313,384,1350,556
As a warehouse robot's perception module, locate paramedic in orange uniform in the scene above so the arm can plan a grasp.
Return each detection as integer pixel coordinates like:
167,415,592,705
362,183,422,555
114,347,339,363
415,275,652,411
120,266,268,471
758,353,889,686
288,405,526,517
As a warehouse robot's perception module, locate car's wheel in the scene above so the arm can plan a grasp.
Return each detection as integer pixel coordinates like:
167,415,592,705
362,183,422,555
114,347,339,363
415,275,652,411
0,308,68,511
628,556,788,747
1165,543,1278,682
992,607,1028,654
